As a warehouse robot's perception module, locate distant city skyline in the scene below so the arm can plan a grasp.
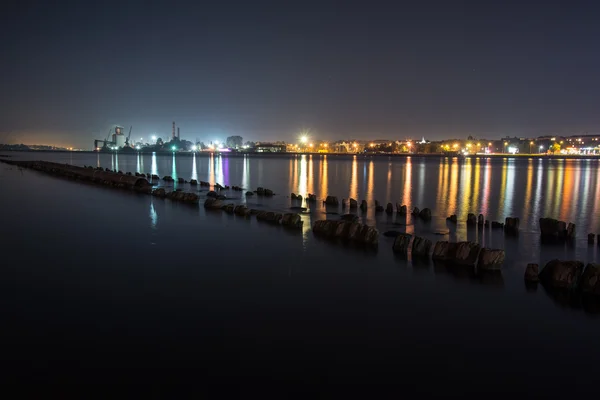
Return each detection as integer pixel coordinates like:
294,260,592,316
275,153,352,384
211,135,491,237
2,1,600,149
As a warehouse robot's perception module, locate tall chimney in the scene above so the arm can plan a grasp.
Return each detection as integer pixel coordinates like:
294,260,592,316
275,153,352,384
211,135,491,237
172,121,176,140
177,127,180,139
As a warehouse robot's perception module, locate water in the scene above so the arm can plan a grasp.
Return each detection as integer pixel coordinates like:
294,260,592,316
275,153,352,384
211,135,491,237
1,151,599,391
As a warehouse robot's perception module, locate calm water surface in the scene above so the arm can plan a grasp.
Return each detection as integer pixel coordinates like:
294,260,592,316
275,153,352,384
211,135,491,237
1,151,599,391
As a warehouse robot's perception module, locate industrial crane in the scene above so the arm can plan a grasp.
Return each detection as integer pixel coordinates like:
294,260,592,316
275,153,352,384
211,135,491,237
125,126,133,147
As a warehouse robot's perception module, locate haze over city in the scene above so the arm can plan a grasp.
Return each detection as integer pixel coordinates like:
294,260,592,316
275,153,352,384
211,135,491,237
2,1,600,149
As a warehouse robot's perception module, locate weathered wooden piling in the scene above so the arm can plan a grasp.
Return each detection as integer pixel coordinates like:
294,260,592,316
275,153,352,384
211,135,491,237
524,264,539,282
504,217,520,235
412,236,432,258
418,208,431,221
360,200,367,211
478,214,484,226
392,233,412,256
467,213,477,226
325,196,339,206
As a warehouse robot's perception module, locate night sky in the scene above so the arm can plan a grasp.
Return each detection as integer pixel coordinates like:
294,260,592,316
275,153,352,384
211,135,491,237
2,1,600,148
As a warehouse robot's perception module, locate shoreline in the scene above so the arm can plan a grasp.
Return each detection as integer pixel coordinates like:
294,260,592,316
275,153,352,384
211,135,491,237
2,149,600,160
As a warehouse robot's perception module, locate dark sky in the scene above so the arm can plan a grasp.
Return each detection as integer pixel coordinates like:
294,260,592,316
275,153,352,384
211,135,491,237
2,0,600,148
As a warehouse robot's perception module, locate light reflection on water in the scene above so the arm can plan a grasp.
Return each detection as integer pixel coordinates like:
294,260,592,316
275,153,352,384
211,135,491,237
299,155,307,197
171,154,178,185
349,156,358,201
320,156,328,198
191,154,197,182
504,159,515,217
9,151,600,237
151,152,158,177
150,201,158,229
242,155,249,196
4,151,600,388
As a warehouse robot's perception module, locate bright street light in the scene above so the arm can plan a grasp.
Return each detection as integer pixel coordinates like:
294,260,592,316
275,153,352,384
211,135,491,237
191,145,197,151
300,136,308,144
151,135,157,141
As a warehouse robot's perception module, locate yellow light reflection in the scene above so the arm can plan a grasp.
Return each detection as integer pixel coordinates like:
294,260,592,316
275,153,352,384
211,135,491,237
320,155,328,198
437,158,445,209
307,155,314,195
402,157,412,208
289,158,295,193
439,159,449,212
447,158,458,214
299,155,307,197
367,160,375,219
208,153,215,185
459,158,472,217
558,160,572,221
349,156,358,201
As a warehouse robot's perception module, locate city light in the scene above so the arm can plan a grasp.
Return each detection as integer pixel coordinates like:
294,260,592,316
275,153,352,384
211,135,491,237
191,145,197,151
300,136,308,144
151,135,157,141
215,140,220,145
136,145,141,150
172,146,176,151
218,143,224,149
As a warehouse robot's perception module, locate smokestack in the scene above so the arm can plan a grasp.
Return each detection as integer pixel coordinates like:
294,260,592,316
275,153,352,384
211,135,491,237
177,127,180,139
172,121,176,140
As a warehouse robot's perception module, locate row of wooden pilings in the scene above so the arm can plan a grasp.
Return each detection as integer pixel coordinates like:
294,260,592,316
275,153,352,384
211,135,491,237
6,160,599,297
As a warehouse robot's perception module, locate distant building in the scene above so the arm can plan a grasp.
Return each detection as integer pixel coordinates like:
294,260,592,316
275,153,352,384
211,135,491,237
254,143,286,153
